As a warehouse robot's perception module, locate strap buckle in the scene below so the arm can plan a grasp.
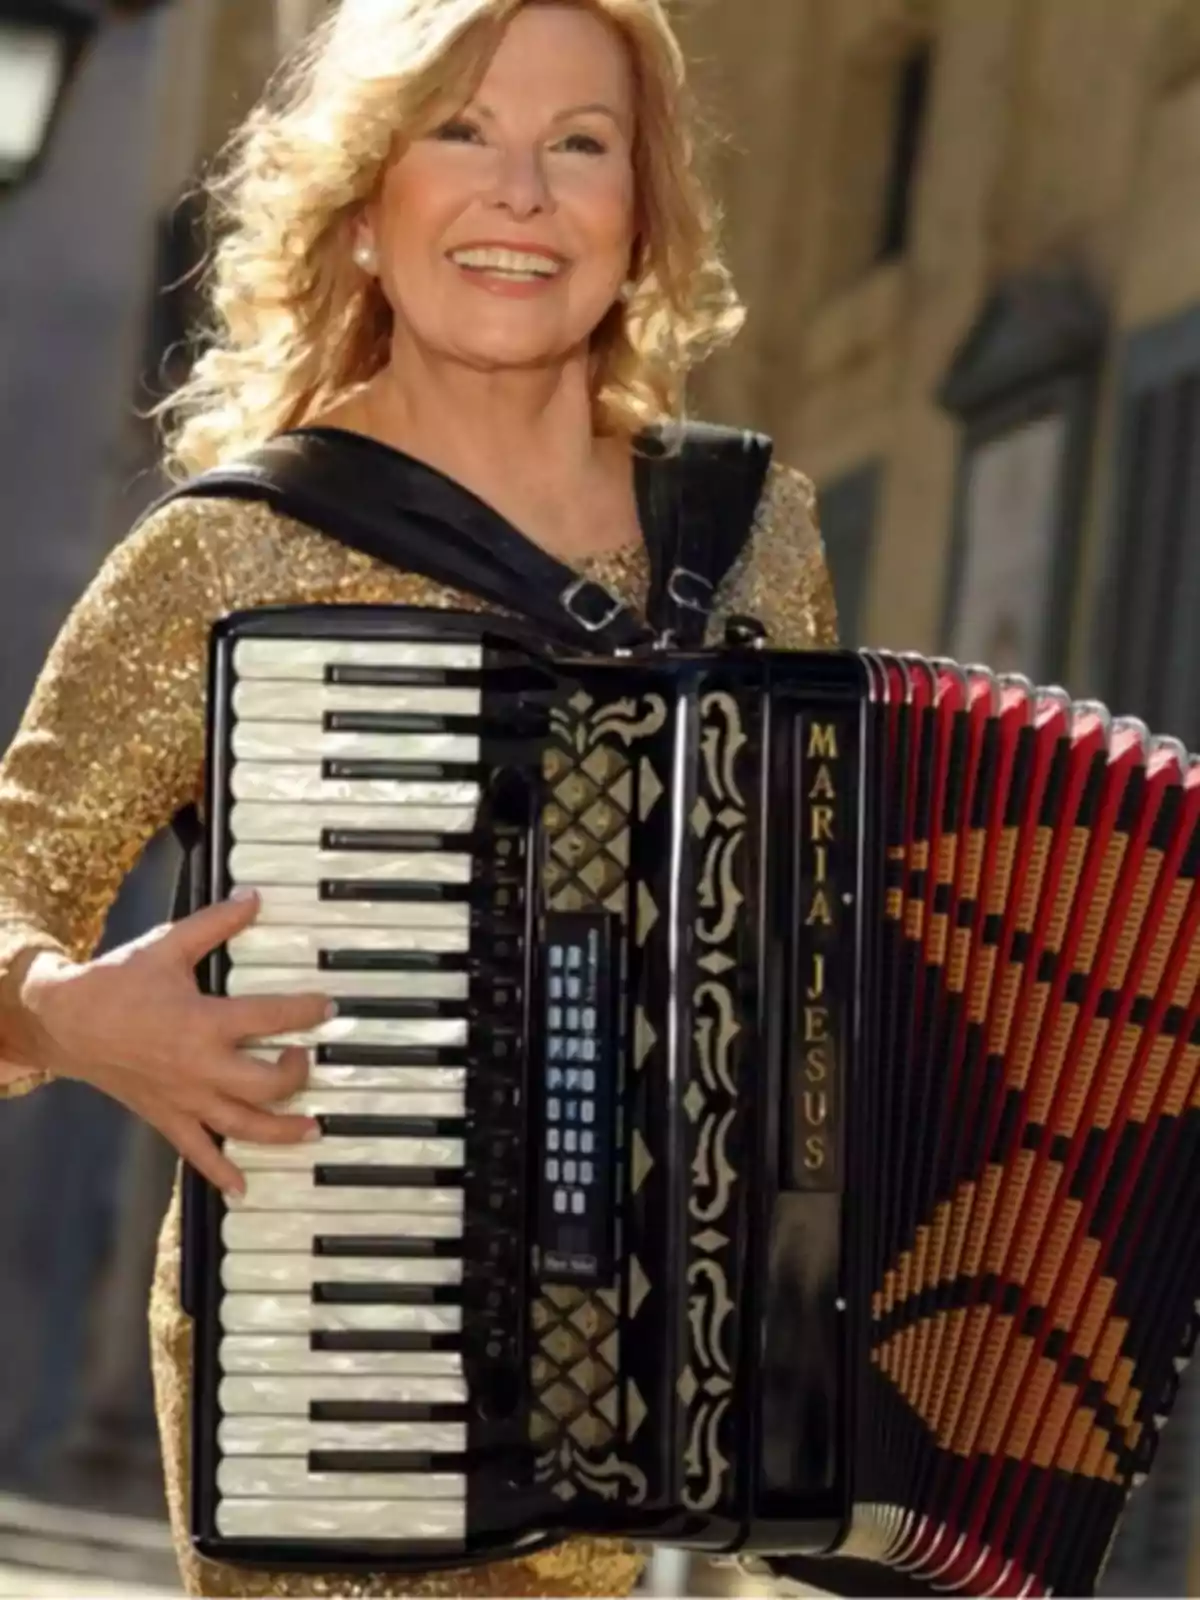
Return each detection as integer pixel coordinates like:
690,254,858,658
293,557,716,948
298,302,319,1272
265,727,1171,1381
560,577,630,634
666,565,715,614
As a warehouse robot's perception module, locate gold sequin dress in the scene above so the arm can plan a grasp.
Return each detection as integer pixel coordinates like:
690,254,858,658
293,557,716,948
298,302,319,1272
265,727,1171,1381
0,454,836,1598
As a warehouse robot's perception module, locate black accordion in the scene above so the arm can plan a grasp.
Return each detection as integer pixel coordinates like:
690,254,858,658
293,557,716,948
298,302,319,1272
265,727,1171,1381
183,604,1200,1597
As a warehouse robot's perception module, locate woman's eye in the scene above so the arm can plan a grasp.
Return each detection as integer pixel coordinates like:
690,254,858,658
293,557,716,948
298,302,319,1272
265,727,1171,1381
556,132,607,155
433,119,480,143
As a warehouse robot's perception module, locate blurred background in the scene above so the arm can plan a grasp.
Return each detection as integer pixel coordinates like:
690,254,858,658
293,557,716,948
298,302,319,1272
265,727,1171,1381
0,0,1198,1593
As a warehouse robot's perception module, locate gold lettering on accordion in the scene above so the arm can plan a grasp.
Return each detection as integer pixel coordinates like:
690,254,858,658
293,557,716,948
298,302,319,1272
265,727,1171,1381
793,719,849,1188
805,1003,829,1041
810,763,836,800
811,806,835,842
806,889,834,926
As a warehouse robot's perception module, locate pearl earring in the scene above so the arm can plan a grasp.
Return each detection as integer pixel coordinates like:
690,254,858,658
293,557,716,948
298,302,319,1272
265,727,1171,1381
353,240,378,274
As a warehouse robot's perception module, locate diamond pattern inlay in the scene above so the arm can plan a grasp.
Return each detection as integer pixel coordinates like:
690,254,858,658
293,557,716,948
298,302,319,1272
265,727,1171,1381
626,1380,648,1441
683,1080,706,1123
637,882,659,945
634,1007,657,1071
628,1255,651,1318
570,1411,611,1452
570,1299,615,1342
570,1355,614,1395
638,758,663,819
543,1381,588,1423
631,1130,654,1194
544,1324,587,1365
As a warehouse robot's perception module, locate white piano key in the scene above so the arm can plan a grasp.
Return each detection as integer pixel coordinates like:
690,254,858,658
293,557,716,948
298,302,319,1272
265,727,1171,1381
215,1498,466,1543
222,1135,465,1170
233,638,483,678
219,1335,462,1378
229,844,472,887
307,1067,466,1095
217,1456,465,1499
221,1255,463,1293
262,1017,468,1050
248,1055,468,1093
230,927,470,965
231,765,481,806
218,1415,466,1455
219,1373,467,1414
234,1172,465,1214
230,801,479,842
232,681,482,721
231,723,481,765
238,885,473,929
223,1210,464,1251
218,1295,462,1335
230,969,469,1002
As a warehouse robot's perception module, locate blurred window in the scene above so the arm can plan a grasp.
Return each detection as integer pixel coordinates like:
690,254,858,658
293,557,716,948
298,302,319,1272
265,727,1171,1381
1106,307,1200,748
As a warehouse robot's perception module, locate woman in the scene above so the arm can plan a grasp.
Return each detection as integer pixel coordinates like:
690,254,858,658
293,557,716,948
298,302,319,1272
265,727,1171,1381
0,0,837,1593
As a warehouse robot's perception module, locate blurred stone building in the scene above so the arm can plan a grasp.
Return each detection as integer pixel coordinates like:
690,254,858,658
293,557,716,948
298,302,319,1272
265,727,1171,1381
0,0,1199,1591
687,0,1200,756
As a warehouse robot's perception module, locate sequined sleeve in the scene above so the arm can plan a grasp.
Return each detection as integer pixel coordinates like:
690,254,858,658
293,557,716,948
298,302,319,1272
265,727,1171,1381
710,460,840,649
0,502,229,1095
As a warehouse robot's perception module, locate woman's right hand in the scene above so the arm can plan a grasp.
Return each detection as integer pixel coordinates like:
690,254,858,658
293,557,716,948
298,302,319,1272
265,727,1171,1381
16,889,331,1197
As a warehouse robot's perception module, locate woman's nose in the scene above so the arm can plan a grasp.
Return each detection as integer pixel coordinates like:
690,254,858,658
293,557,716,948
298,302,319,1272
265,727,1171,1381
485,146,553,217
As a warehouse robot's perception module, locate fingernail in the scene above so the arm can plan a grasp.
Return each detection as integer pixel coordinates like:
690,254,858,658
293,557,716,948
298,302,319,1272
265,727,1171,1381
324,1000,339,1020
225,1186,245,1207
230,887,258,904
303,1121,323,1142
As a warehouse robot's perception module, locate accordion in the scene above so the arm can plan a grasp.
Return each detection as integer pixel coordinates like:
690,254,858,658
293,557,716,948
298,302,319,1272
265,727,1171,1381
182,603,1200,1597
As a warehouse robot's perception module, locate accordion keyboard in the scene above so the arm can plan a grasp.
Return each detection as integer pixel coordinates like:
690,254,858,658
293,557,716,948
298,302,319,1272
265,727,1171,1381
196,627,536,1557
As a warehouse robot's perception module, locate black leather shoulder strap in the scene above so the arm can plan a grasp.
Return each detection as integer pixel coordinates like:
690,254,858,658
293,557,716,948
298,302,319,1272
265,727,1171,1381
149,421,772,653
642,421,774,645
149,428,652,652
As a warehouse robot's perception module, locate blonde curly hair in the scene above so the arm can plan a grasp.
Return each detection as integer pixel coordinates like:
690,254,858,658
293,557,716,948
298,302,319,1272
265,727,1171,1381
156,0,745,481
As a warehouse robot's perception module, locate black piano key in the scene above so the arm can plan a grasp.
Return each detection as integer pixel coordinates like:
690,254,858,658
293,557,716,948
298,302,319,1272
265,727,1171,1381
309,1449,469,1473
312,1282,463,1306
314,1235,464,1259
316,1115,465,1138
320,828,486,853
318,950,470,972
324,659,546,691
310,1401,468,1424
316,1046,468,1067
326,663,485,687
323,759,485,781
310,1330,462,1353
318,880,521,906
324,711,541,738
322,757,536,782
315,1165,464,1187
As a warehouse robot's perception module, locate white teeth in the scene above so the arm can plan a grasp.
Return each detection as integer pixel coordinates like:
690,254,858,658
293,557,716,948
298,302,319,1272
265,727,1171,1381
449,246,561,277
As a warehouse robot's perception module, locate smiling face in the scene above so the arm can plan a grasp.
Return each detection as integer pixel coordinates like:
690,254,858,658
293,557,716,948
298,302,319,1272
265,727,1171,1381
360,3,639,375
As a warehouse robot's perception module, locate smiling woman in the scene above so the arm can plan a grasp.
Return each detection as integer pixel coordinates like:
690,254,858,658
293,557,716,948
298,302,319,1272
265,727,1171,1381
160,0,748,558
0,1,838,1597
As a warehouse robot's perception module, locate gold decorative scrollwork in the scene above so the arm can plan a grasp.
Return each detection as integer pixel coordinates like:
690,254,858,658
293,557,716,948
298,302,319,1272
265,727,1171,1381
680,690,749,1511
699,692,746,809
